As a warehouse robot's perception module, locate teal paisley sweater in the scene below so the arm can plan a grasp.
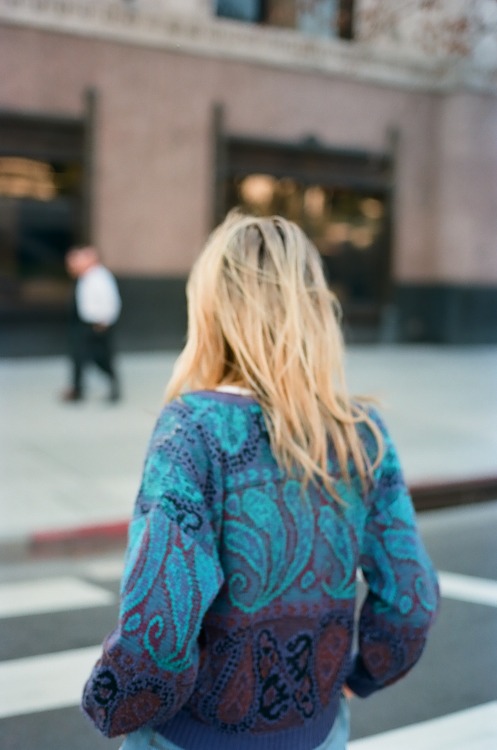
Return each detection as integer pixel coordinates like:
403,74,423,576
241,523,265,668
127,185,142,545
82,391,439,749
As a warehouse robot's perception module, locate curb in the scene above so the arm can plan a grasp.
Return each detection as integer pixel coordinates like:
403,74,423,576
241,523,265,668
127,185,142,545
1,476,496,562
31,520,130,557
0,521,129,562
410,475,497,512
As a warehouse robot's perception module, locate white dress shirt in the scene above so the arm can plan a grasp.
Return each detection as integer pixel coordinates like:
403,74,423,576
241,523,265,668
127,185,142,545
75,265,121,326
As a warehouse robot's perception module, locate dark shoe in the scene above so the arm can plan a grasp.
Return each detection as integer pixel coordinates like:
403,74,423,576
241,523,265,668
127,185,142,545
60,388,83,402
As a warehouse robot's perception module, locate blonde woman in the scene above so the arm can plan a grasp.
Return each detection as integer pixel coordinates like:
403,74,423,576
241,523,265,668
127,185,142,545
82,211,439,750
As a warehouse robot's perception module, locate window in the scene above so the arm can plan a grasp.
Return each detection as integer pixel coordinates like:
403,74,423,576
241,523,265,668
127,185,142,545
216,1,355,41
216,135,392,320
0,114,85,311
216,0,265,23
229,176,387,308
0,158,81,308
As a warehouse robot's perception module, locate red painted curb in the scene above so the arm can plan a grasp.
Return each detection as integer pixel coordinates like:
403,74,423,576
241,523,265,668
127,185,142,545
32,520,129,544
29,520,129,557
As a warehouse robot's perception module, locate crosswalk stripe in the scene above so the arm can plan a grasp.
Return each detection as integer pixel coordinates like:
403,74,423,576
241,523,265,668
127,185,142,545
360,569,497,608
438,571,497,608
349,700,497,749
1,643,496,750
0,577,115,619
0,646,101,719
0,568,492,624
82,559,125,581
1,643,496,749
0,569,494,729
81,564,497,609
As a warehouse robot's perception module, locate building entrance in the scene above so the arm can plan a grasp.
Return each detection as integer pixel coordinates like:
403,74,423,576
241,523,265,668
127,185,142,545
215,124,394,332
0,114,86,315
0,111,89,354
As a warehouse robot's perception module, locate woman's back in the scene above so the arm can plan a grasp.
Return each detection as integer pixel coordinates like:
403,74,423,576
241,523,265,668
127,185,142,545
82,390,438,748
82,212,439,750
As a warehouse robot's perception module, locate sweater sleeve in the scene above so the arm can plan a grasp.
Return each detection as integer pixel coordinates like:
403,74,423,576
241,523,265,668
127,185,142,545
82,401,225,737
346,412,440,698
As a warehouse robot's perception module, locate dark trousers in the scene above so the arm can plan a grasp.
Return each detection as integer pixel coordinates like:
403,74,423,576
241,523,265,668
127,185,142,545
70,322,119,397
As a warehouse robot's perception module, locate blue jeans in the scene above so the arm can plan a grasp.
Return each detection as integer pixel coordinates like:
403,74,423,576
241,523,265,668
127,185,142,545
120,697,350,750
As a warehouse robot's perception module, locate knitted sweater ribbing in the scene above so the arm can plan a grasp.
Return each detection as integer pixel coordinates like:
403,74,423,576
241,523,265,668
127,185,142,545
82,391,439,749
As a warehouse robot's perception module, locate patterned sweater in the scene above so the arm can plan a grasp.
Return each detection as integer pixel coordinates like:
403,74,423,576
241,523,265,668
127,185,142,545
82,391,440,749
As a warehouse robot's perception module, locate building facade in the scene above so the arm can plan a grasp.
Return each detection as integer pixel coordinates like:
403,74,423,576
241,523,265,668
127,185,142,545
0,0,496,353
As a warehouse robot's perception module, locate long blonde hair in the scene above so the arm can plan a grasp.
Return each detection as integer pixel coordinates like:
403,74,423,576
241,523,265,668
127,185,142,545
166,210,383,498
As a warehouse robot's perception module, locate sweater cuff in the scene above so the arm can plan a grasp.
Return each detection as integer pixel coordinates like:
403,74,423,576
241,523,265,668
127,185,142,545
345,655,383,698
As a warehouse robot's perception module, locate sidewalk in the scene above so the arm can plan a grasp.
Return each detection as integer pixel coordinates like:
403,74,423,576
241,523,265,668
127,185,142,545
2,346,497,557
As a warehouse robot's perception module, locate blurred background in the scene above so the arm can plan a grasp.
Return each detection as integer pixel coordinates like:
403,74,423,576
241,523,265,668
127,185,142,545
1,0,497,354
1,3,496,749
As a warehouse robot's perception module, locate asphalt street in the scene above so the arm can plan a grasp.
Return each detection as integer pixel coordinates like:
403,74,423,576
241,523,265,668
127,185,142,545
0,501,496,750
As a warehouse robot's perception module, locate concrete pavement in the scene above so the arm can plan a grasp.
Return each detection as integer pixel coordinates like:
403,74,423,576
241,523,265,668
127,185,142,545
1,346,497,556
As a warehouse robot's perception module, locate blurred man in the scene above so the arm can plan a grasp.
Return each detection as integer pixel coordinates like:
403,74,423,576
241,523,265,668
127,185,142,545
62,246,122,403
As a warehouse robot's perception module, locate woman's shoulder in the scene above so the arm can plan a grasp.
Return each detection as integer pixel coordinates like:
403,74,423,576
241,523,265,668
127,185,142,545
353,401,388,436
156,391,265,456
156,391,262,445
352,401,397,468
160,390,259,417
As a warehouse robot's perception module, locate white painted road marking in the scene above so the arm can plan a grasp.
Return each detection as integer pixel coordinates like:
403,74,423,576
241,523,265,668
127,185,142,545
0,645,496,750
0,646,101,719
0,568,494,730
0,644,496,750
82,562,497,609
359,569,497,608
82,558,125,581
0,577,115,619
1,569,494,621
349,700,497,749
438,571,497,608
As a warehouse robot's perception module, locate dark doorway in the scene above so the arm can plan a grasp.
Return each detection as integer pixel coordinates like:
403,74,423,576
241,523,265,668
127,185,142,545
0,109,92,355
0,113,85,317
